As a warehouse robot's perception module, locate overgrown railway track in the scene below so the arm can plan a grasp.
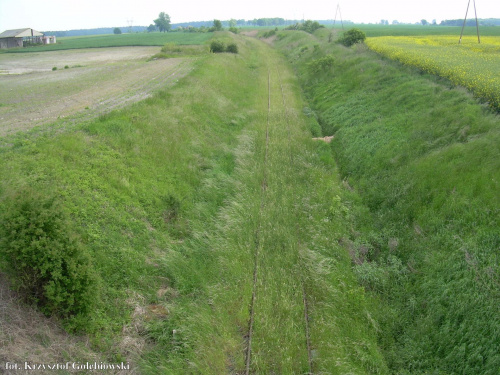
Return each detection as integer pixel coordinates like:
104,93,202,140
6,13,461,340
244,64,314,375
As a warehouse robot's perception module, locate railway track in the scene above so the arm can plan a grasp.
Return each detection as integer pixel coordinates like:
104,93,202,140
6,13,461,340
244,64,314,375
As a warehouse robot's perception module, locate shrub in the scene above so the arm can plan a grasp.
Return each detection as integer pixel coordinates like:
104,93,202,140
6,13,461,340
210,40,225,53
226,43,238,54
161,42,182,53
64,65,69,69
308,54,335,73
339,28,366,47
262,30,276,38
0,191,95,319
229,27,238,34
52,67,57,71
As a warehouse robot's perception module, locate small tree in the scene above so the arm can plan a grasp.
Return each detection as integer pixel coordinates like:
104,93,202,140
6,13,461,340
113,27,122,35
339,28,366,47
154,12,171,33
213,19,223,31
147,24,156,33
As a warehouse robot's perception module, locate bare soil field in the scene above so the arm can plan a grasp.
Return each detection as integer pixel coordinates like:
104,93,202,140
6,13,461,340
0,47,193,136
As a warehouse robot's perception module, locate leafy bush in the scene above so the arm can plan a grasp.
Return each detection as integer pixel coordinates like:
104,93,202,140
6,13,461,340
161,42,182,53
209,40,238,54
0,191,95,319
262,30,276,38
228,27,238,34
226,43,238,54
308,54,335,73
52,67,57,71
210,40,225,53
339,28,366,47
285,20,324,34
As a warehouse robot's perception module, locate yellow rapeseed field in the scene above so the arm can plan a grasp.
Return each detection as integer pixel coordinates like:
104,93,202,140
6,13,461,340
366,36,500,110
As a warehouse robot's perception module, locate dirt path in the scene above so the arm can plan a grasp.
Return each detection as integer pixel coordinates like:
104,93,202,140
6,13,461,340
0,47,193,137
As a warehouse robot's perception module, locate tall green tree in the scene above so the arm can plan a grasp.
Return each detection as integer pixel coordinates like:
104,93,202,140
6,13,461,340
213,19,223,31
154,12,171,33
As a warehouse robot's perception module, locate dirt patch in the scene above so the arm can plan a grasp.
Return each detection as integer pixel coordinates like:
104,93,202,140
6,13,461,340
312,135,334,143
262,35,277,45
0,47,194,137
241,30,258,37
0,273,116,374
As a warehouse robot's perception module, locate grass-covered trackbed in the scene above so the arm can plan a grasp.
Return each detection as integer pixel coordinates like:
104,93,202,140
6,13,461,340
140,35,387,373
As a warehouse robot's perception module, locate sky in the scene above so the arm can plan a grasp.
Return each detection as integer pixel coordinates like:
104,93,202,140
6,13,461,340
0,0,498,32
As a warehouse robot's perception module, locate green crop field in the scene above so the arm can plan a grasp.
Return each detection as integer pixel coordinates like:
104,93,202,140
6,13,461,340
342,24,500,37
0,31,212,53
0,26,499,374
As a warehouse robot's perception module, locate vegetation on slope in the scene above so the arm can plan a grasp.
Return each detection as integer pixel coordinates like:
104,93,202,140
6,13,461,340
0,31,386,373
274,28,500,374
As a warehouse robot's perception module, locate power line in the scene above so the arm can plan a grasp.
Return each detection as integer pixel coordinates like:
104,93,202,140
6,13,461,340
459,0,480,44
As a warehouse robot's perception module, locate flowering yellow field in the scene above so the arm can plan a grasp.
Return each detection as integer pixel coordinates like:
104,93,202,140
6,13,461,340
366,36,500,110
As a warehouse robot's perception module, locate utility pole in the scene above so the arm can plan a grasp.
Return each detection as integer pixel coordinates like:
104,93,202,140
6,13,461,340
459,0,480,44
127,19,133,34
333,4,344,32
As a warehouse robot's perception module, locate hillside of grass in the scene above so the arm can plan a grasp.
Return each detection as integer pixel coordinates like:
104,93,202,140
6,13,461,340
0,32,387,373
1,32,212,53
274,29,500,374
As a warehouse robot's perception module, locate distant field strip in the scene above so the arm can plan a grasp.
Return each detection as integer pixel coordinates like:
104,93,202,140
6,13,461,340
366,35,500,109
2,32,212,53
0,48,194,136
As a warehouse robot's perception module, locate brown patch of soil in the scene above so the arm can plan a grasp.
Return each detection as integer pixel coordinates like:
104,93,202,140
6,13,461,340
0,47,193,137
0,273,110,374
312,135,334,143
241,30,258,37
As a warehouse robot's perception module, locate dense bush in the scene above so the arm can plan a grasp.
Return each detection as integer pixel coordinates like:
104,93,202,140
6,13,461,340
210,40,225,53
226,43,238,54
0,191,95,320
308,54,335,73
339,28,366,46
285,20,324,34
209,40,238,54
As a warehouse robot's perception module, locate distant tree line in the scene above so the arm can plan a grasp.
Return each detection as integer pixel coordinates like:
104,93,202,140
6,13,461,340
439,18,500,26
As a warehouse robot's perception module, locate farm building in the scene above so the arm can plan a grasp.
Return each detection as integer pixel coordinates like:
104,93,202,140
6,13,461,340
0,28,55,49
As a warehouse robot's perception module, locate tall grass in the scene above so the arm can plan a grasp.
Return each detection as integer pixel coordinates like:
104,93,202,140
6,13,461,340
275,29,500,374
138,34,387,374
0,31,387,372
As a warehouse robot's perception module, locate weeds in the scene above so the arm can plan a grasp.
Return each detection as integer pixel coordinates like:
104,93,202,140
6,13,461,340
275,29,500,374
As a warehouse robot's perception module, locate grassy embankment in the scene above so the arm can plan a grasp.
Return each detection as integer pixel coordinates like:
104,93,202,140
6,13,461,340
274,28,500,374
0,32,212,53
0,31,387,373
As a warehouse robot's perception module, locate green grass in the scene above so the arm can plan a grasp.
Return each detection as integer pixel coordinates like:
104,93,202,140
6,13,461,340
0,31,387,372
275,28,500,374
1,32,212,53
